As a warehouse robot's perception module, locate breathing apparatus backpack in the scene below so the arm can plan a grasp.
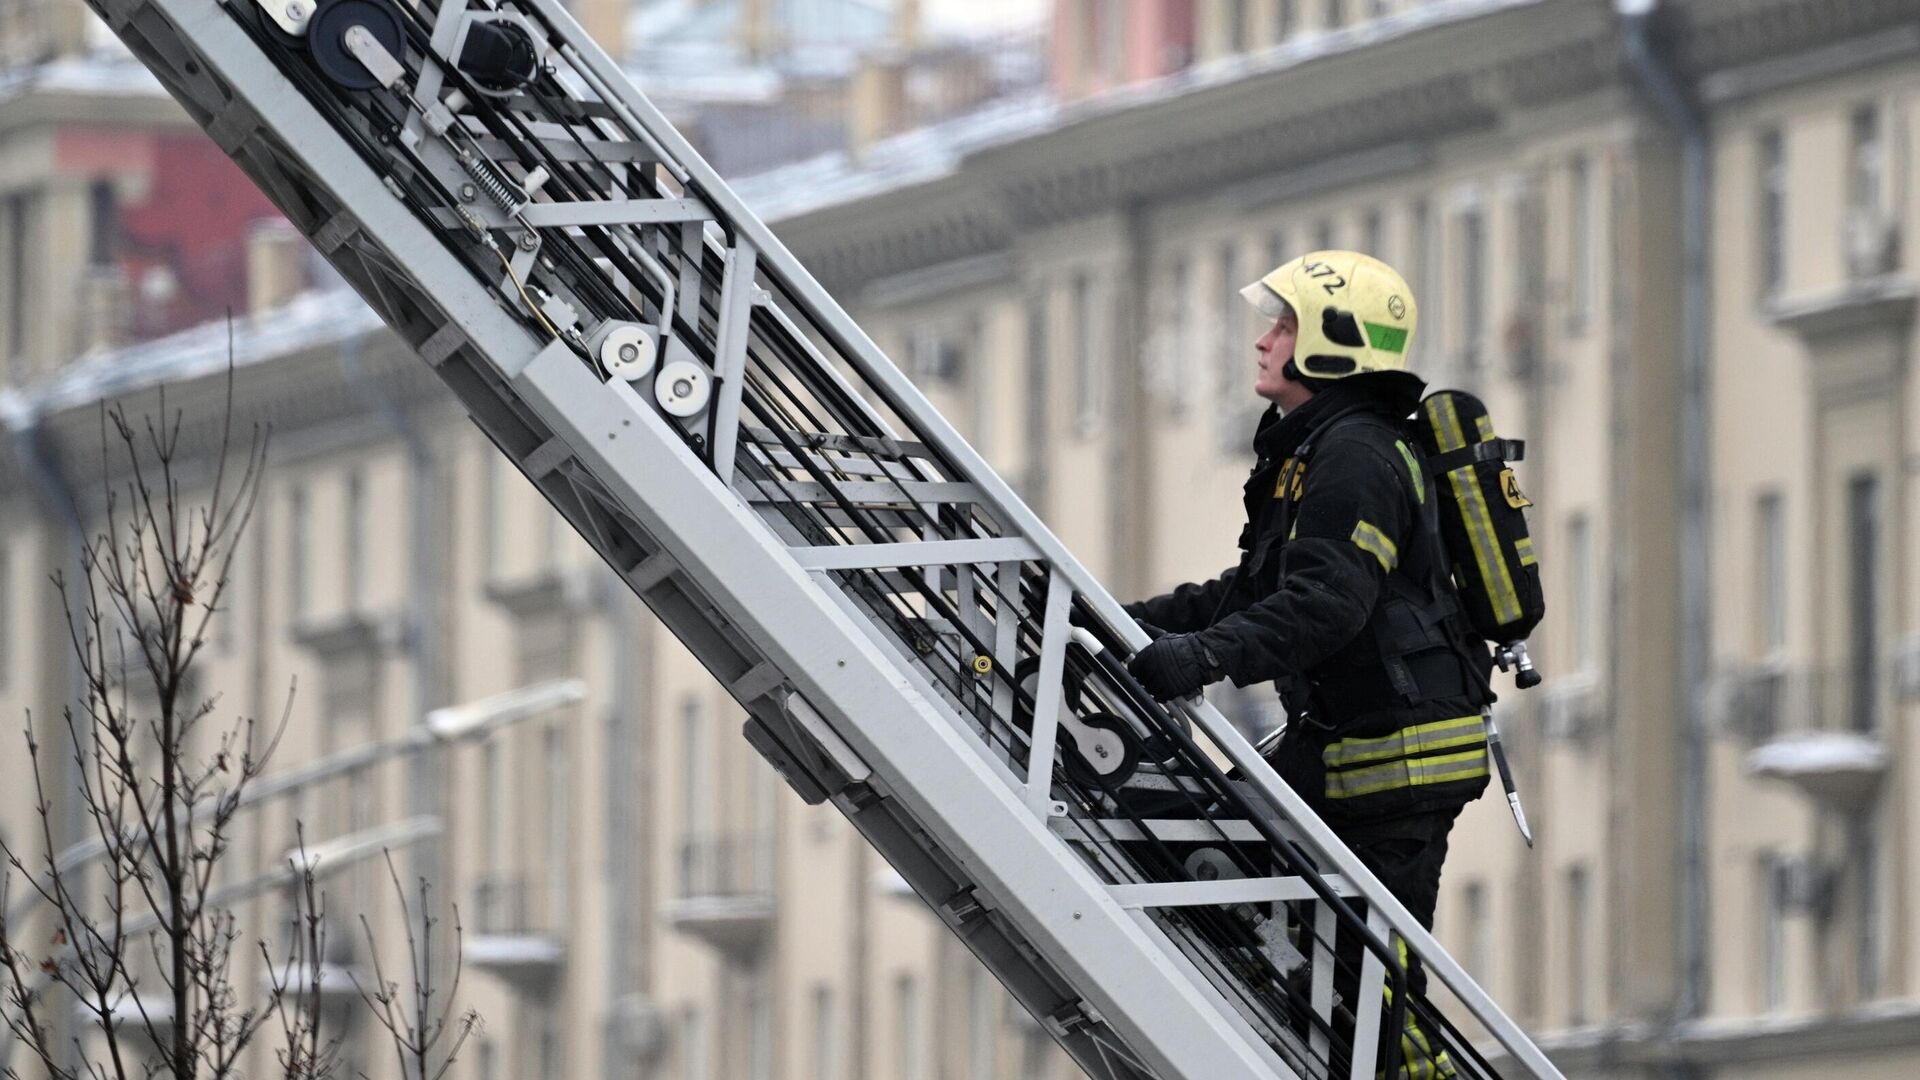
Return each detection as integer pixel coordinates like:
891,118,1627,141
1408,390,1545,686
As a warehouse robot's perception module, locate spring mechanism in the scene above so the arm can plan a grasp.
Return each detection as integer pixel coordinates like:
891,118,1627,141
461,152,526,216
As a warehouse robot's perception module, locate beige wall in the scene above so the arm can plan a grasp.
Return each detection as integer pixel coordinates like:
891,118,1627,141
5,1,1920,1078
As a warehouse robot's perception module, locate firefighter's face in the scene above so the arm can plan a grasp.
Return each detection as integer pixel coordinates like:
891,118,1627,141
1253,310,1305,407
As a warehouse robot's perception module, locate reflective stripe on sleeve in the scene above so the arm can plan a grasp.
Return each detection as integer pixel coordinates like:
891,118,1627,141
1350,520,1400,572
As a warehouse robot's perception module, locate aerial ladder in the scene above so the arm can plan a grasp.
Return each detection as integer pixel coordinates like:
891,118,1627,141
79,0,1564,1074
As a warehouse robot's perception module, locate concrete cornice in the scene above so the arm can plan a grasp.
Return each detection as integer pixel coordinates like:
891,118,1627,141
1674,0,1920,77
778,0,1615,289
773,0,1920,293
10,319,441,514
1525,999,1920,1072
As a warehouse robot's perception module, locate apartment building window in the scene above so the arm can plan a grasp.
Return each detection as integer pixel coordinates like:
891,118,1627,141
1226,0,1248,53
1567,156,1592,333
1855,811,1881,999
0,543,10,693
1324,0,1346,30
1368,0,1390,15
539,1017,560,1078
909,322,967,383
1567,514,1593,672
1847,103,1892,276
895,975,923,1080
544,721,569,915
1217,241,1241,408
1565,863,1591,1026
1267,228,1289,273
1458,203,1486,371
1461,880,1489,982
481,451,501,577
476,1038,497,1080
965,316,993,456
1361,207,1384,262
1755,491,1786,657
1411,199,1438,358
5,193,32,363
1162,254,1192,415
483,739,508,873
1846,472,1879,732
1757,127,1787,298
681,1007,709,1080
1021,293,1051,508
1312,219,1334,252
1849,104,1884,222
1275,0,1296,42
86,179,118,268
968,966,995,1080
747,987,774,1080
682,696,712,843
812,985,839,1080
1071,270,1104,436
1759,852,1787,1012
344,468,366,608
288,485,310,620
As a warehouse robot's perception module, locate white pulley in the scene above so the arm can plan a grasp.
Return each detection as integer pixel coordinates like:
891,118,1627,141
593,322,656,381
654,360,712,418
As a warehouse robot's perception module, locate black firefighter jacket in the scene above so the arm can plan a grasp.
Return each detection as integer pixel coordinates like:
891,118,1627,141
1128,373,1492,825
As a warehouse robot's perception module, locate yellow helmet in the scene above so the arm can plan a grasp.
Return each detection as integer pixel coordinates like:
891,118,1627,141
1239,250,1418,378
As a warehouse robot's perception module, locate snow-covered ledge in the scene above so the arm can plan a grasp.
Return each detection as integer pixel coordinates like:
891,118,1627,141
1746,731,1888,809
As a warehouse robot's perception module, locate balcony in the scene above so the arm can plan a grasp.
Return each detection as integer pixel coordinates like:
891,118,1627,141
663,832,775,956
463,873,565,990
1731,666,1891,809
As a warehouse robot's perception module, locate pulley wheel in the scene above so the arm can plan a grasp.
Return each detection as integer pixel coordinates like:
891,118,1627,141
1062,713,1141,788
1011,655,1088,733
308,0,406,91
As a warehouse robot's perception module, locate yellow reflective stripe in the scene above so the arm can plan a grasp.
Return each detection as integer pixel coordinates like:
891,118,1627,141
1325,749,1490,799
1515,535,1538,567
1325,715,1483,768
1350,520,1400,572
1427,396,1467,453
1436,396,1522,624
1395,440,1426,505
1474,414,1495,442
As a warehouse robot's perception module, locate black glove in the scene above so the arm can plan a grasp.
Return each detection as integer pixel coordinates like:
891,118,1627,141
1127,633,1222,702
1134,618,1168,642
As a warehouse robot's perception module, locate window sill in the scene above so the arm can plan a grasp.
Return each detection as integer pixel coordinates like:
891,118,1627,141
290,608,403,657
1765,274,1915,341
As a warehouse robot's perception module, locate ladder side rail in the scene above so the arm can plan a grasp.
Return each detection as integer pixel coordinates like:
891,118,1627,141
507,343,1297,1078
90,4,1288,1067
511,5,1557,1067
97,0,1551,1060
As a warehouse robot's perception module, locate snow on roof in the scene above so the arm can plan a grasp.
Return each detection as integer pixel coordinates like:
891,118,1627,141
0,289,381,431
733,91,1057,221
731,0,1546,222
0,50,164,108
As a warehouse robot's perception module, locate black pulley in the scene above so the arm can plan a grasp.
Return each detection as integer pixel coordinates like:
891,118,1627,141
457,18,539,93
308,0,406,91
1062,713,1142,788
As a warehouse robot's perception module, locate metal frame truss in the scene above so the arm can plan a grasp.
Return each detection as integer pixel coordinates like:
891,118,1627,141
78,0,1564,1074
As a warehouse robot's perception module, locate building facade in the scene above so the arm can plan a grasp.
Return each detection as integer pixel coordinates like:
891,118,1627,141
2,0,1918,1078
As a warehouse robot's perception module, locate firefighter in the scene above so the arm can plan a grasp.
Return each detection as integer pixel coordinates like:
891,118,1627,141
1124,250,1491,1079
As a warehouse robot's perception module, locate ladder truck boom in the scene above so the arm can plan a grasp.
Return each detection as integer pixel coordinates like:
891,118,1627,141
81,0,1562,1074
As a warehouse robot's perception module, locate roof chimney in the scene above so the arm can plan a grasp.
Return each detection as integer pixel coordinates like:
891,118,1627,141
849,50,910,160
246,219,309,315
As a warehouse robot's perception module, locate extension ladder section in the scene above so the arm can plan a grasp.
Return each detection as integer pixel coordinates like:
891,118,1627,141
82,0,1563,1074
